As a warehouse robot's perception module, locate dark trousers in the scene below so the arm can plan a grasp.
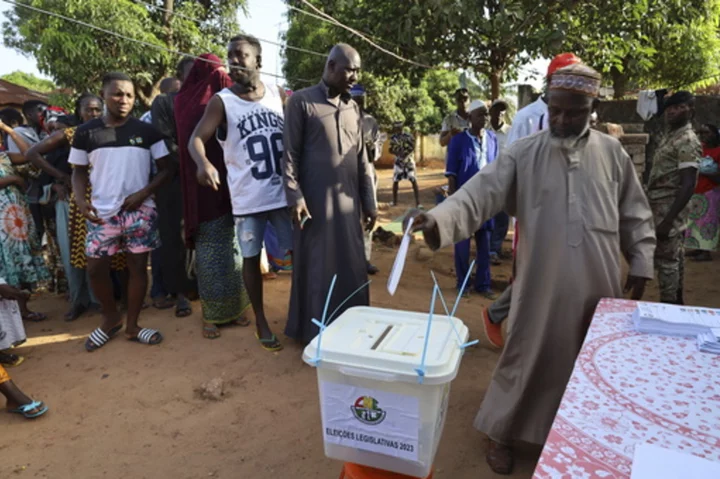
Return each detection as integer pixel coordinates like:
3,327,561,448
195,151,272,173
490,212,510,254
488,284,512,324
150,248,167,299
454,229,491,292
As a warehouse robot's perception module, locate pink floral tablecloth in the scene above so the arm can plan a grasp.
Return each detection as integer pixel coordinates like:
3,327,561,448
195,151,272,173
533,298,720,479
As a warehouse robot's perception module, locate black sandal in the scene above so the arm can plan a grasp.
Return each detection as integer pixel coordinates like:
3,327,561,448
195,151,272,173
175,298,192,318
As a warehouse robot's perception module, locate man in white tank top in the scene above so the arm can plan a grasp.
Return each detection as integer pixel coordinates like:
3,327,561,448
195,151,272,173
189,34,291,353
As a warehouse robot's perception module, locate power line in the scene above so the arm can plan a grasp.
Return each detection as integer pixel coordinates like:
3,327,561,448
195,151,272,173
132,0,327,58
2,0,315,84
290,0,437,70
285,3,428,59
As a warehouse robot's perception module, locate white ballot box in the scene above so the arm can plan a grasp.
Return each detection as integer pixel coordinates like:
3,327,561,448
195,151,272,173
303,306,469,477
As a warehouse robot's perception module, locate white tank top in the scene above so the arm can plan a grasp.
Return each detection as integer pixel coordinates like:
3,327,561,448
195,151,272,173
216,84,288,216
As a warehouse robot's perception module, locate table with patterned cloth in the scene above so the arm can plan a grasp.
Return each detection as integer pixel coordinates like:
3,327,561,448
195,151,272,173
533,298,720,479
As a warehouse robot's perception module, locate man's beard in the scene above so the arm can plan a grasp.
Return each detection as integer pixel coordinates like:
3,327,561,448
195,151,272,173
231,68,260,89
550,121,590,151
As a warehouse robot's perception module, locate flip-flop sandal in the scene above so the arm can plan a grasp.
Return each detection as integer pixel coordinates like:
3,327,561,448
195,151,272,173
129,328,163,346
175,299,192,318
85,325,123,352
255,332,283,352
22,312,47,322
9,400,49,419
231,317,251,327
151,297,174,309
0,353,24,367
203,325,221,339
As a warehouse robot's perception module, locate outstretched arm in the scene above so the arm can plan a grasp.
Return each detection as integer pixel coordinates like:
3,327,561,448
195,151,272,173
1,123,32,164
411,150,517,250
26,130,71,184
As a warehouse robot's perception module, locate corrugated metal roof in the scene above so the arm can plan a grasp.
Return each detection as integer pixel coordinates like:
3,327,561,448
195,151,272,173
0,79,49,107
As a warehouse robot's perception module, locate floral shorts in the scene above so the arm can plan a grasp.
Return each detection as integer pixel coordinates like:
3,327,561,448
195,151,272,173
86,205,160,258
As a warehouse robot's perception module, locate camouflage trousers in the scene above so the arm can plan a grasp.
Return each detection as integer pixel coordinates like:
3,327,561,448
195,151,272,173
655,233,685,304
651,200,687,304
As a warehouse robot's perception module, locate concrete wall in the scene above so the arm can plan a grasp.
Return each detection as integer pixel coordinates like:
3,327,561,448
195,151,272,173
597,95,720,184
377,133,445,168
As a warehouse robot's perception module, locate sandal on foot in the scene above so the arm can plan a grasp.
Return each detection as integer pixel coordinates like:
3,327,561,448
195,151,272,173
255,332,283,352
65,304,88,322
0,353,24,367
129,328,163,345
230,317,251,327
85,325,123,352
22,312,47,322
152,296,174,310
9,400,48,419
203,324,221,339
175,298,192,318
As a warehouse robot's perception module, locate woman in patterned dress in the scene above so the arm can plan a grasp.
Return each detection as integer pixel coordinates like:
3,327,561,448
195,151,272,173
685,123,720,261
0,133,49,321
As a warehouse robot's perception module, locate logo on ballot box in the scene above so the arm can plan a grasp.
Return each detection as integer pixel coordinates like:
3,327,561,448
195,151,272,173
351,396,386,426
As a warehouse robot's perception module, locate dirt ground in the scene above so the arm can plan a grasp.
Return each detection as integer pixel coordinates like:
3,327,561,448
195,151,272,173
2,167,719,479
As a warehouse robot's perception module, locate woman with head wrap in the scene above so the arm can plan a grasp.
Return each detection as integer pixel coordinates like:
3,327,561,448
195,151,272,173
174,53,250,339
684,123,720,261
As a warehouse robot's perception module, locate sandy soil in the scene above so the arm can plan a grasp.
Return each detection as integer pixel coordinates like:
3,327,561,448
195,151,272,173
2,167,719,479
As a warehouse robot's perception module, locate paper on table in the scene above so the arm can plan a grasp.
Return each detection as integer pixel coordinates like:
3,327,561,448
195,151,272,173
387,217,414,296
631,443,720,479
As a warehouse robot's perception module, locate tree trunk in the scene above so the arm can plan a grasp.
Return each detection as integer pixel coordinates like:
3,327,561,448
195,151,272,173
489,70,502,100
164,0,174,46
611,58,629,99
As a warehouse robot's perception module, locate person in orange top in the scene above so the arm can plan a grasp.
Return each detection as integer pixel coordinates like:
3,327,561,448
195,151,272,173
685,123,720,261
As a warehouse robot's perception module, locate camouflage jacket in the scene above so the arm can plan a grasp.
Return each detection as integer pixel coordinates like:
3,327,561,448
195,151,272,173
647,123,701,204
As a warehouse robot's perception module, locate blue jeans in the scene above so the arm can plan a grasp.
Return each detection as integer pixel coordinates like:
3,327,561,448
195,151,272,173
235,208,293,258
490,212,510,255
454,229,491,292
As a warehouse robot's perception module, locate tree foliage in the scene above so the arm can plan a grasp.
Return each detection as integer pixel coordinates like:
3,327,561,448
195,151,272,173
284,0,577,99
285,0,720,101
359,70,456,134
561,0,720,98
282,13,462,135
3,0,244,107
0,70,56,93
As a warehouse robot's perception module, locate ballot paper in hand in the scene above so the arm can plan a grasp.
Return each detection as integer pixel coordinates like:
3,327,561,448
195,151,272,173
387,217,414,296
631,443,720,479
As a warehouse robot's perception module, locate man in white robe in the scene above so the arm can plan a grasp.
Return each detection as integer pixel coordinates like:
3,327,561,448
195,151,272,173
407,64,656,474
483,53,583,349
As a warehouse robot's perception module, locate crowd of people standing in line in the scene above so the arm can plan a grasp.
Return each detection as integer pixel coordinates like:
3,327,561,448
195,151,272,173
0,34,717,479
0,35,384,419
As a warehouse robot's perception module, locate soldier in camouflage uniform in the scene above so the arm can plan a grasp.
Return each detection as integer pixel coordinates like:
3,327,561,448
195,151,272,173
647,91,701,304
